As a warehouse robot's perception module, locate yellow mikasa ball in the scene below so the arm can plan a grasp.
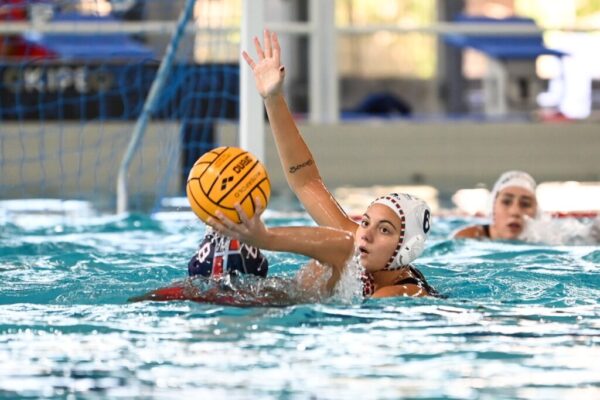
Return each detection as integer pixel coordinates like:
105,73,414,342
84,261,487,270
186,146,271,224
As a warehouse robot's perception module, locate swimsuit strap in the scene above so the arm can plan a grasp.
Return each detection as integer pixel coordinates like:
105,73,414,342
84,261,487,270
482,224,491,238
404,265,442,297
393,277,422,286
362,266,442,298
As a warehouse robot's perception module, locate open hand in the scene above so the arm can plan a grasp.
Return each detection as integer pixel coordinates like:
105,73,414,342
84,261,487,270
242,29,285,99
207,196,270,249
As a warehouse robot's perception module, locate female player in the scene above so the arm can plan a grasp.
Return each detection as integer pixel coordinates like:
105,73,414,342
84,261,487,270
210,30,437,299
453,170,539,240
132,30,438,305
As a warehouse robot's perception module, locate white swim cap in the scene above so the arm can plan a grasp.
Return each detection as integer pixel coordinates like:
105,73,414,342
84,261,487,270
488,170,538,217
370,193,431,270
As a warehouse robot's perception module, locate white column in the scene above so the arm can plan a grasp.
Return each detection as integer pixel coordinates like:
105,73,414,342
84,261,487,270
240,0,265,161
484,58,508,116
309,0,338,123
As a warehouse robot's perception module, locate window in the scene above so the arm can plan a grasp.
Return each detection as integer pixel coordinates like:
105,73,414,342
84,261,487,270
336,0,437,79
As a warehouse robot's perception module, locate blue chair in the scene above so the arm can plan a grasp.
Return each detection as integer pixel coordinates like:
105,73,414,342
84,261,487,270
23,12,155,61
444,15,566,116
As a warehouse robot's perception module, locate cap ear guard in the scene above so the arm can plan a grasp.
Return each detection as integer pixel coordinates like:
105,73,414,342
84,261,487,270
392,202,429,268
395,234,426,266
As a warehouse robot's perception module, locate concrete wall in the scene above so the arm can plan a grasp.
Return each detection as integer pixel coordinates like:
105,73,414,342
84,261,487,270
218,120,600,196
2,120,598,208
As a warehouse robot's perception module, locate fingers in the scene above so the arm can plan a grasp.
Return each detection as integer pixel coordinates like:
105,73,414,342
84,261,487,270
271,31,281,65
206,216,229,235
234,203,251,225
263,29,272,58
214,211,238,230
248,30,279,63
242,51,256,69
253,36,265,60
207,211,240,238
253,195,266,216
233,199,266,226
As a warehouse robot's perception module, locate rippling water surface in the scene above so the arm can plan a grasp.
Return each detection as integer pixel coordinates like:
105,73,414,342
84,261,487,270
1,211,599,399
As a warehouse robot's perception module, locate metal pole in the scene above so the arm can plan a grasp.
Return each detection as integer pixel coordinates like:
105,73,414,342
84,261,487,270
116,0,195,214
309,0,338,123
240,0,265,161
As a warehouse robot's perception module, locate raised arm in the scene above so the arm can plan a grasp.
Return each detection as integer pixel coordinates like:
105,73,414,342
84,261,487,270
242,29,356,232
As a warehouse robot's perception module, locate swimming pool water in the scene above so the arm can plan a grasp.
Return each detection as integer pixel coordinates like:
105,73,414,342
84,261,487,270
1,212,599,399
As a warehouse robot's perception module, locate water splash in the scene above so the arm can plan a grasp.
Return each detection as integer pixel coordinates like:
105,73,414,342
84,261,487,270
519,216,600,246
129,255,366,307
330,255,364,304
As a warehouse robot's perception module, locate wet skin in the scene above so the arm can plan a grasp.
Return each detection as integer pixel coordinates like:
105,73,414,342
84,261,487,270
490,186,538,240
356,204,401,273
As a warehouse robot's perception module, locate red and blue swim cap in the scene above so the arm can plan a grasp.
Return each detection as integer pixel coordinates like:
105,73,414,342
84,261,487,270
188,229,269,278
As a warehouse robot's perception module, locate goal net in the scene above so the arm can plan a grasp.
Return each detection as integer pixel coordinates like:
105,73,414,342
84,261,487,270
0,0,241,213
